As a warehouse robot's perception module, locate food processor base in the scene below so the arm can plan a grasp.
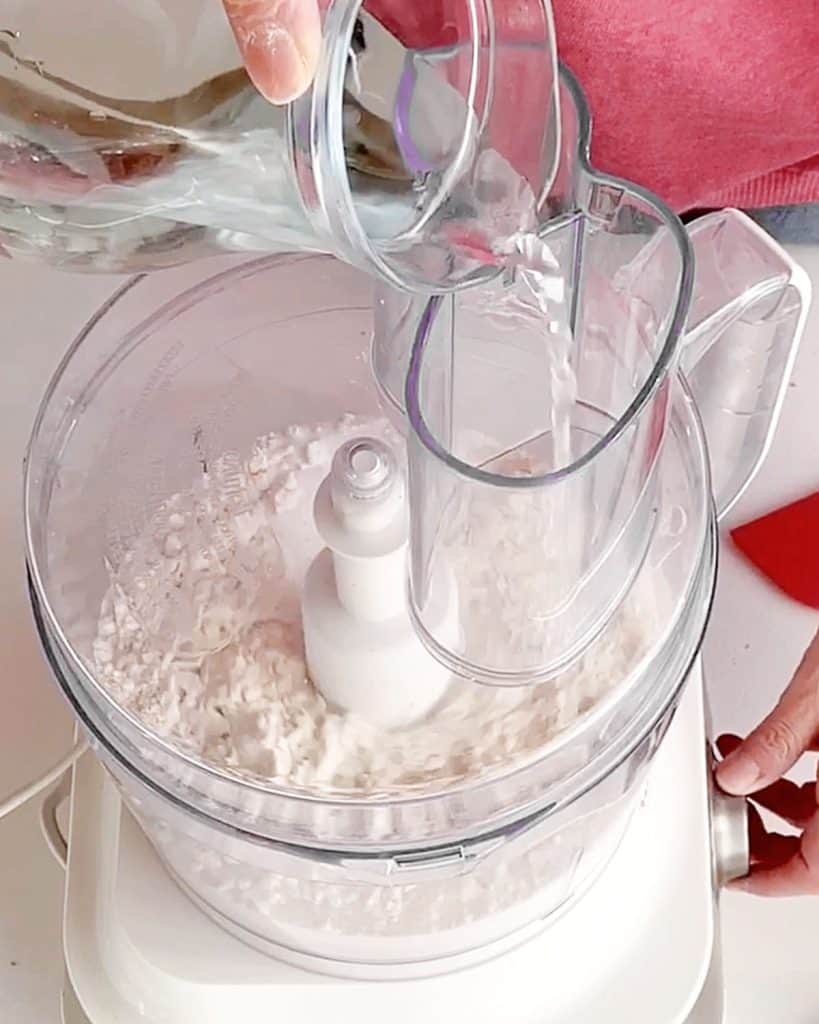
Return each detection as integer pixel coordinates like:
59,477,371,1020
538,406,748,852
58,662,726,1024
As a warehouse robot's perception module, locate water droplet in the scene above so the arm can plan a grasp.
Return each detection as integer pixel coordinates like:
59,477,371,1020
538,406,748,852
89,109,107,122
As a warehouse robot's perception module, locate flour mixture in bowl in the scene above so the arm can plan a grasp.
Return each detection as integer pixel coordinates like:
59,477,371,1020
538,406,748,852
93,412,654,798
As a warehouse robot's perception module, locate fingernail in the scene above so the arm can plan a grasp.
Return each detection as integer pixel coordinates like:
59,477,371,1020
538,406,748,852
716,752,761,795
226,0,321,105
726,876,751,892
242,28,311,105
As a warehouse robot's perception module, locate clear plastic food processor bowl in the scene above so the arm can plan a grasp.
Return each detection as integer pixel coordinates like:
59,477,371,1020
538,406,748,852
24,75,808,979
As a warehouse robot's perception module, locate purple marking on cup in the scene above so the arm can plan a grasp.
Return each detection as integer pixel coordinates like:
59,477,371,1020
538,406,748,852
394,62,436,176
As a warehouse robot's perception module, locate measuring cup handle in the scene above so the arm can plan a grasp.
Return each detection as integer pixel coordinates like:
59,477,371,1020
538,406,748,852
680,210,812,520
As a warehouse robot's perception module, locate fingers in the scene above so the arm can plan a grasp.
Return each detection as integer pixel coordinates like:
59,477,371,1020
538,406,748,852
752,777,817,828
716,630,819,796
717,735,818,827
223,0,322,104
732,807,819,897
714,629,819,895
745,804,800,870
718,752,819,896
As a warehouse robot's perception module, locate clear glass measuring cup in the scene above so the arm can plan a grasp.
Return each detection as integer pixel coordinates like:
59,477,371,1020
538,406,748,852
0,0,558,287
376,69,811,685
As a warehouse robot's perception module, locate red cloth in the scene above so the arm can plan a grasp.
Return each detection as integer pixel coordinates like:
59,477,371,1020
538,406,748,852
551,0,819,211
732,493,819,609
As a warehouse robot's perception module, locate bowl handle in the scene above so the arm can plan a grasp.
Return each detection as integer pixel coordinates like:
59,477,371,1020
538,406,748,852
681,210,812,520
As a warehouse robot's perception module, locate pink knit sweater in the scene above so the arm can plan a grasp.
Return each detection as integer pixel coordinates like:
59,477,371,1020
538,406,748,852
379,0,819,212
552,0,819,211
11,1,810,216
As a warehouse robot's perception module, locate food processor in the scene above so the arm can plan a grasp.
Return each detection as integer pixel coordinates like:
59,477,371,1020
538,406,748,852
10,1,814,1022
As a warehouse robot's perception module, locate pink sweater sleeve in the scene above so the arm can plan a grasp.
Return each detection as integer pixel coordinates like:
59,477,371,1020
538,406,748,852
553,0,819,210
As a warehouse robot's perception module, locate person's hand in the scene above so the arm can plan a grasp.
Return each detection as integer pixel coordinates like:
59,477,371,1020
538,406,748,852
716,626,819,896
222,0,322,104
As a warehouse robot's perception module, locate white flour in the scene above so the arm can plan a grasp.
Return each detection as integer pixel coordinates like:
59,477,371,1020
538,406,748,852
94,412,653,798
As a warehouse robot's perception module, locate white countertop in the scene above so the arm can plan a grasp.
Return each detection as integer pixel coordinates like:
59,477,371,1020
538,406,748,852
0,248,817,1023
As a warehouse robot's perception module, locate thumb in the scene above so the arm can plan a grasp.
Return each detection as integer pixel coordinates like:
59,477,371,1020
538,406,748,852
223,0,322,104
717,628,819,796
